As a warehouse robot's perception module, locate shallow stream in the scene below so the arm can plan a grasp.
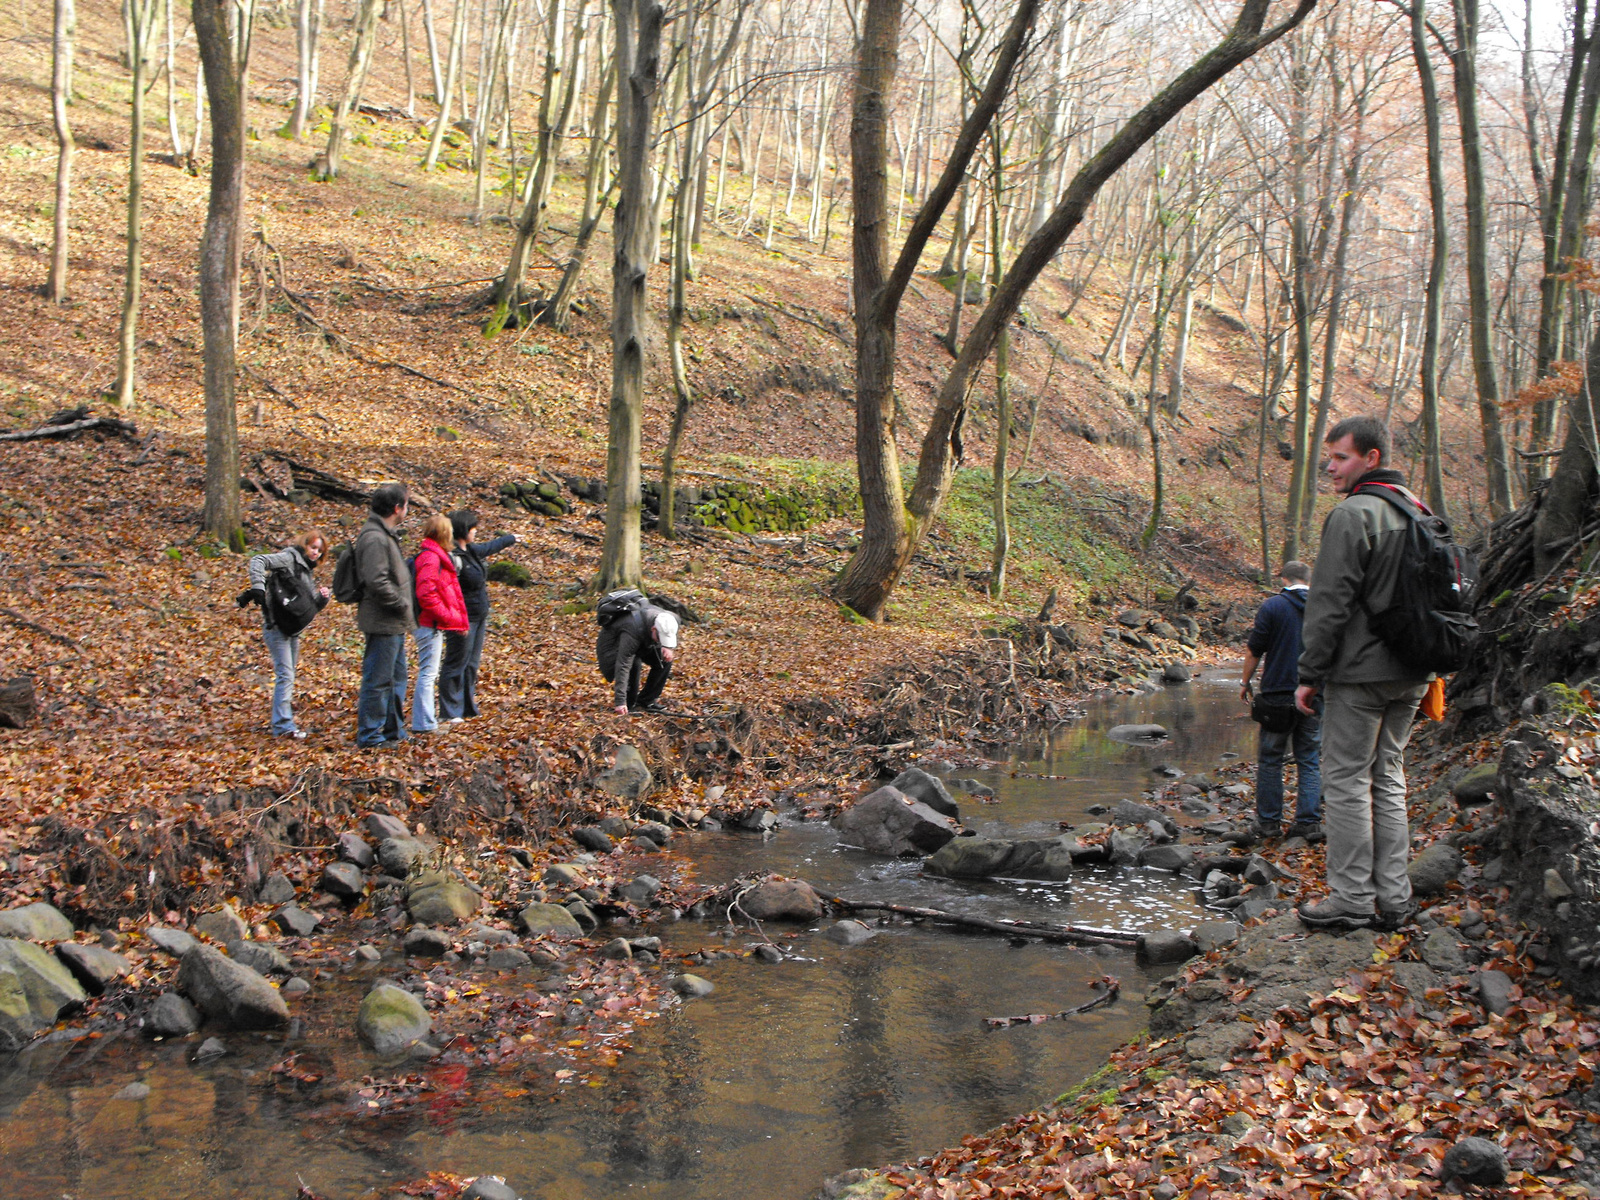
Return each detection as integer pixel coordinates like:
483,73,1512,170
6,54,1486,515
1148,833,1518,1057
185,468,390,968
0,668,1256,1200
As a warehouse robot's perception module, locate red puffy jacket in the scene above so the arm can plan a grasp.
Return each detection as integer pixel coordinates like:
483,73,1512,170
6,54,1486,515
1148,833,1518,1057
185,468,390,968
413,537,469,632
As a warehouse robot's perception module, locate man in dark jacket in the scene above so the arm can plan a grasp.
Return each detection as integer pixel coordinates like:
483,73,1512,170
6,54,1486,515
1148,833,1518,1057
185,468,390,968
1295,416,1431,931
597,601,680,713
1241,560,1321,842
354,483,415,747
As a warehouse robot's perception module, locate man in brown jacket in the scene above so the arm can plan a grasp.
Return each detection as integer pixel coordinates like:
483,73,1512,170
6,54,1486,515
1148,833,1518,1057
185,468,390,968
1294,417,1431,931
355,483,415,747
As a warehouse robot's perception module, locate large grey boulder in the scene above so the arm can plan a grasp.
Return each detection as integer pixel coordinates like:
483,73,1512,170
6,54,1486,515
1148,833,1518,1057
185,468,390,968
273,904,320,937
1476,969,1517,1016
516,903,584,939
55,943,130,994
888,768,960,819
573,826,615,853
406,872,480,925
1191,921,1241,954
832,786,959,856
258,873,296,905
924,837,1015,879
737,878,823,921
0,903,74,943
619,875,663,906
1108,829,1147,866
193,904,248,944
177,945,289,1029
595,745,652,800
1004,836,1078,880
1408,843,1463,897
0,938,87,1047
358,983,432,1056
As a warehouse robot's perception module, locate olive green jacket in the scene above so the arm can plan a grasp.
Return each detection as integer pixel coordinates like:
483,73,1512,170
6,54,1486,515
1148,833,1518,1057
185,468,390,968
354,516,416,636
1298,469,1430,687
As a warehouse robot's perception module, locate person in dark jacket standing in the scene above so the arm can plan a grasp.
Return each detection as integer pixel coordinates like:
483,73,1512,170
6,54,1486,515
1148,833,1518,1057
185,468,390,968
1295,416,1432,932
246,531,330,738
439,510,517,722
597,601,680,713
1241,560,1321,842
354,483,415,747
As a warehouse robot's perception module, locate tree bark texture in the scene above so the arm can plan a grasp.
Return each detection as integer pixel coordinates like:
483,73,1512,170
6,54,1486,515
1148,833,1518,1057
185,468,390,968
597,0,663,592
317,0,383,180
1410,0,1449,516
114,0,160,409
285,0,323,137
1533,326,1600,574
47,0,74,303
1450,0,1515,516
194,0,246,544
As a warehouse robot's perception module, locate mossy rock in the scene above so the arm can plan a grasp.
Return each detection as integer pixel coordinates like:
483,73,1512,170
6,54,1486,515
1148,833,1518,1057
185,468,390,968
498,482,520,497
487,560,534,587
536,482,560,500
532,500,564,517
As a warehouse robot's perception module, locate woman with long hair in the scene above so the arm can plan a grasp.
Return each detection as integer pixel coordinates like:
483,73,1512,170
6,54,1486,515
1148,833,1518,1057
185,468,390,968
245,531,330,737
411,513,468,734
439,509,518,721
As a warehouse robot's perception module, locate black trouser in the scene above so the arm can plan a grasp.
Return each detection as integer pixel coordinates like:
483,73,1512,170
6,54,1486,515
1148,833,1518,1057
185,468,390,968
623,654,671,709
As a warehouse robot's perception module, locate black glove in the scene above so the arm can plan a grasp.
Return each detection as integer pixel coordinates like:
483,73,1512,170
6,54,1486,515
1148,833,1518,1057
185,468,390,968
236,587,265,609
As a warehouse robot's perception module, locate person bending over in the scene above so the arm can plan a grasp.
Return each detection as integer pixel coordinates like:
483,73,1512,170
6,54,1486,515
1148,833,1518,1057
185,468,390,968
597,598,680,714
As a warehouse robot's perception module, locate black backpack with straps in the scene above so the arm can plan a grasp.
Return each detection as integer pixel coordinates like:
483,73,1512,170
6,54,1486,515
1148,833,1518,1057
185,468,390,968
263,565,321,636
1353,482,1480,676
596,588,646,628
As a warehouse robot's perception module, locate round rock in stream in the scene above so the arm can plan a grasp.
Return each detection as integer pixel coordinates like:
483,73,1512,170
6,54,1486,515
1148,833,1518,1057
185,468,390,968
178,945,289,1029
670,974,715,998
358,983,432,1056
1106,724,1168,744
146,992,200,1037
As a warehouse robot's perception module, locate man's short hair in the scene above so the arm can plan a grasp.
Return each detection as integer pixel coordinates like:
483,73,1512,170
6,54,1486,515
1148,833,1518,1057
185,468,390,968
370,482,410,517
1280,560,1310,584
1325,416,1389,464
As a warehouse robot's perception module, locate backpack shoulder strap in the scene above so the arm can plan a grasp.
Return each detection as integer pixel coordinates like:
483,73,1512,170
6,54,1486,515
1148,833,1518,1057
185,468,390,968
1351,481,1431,522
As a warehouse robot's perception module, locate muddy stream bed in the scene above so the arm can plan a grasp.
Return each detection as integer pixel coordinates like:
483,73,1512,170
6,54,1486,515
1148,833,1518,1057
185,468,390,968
0,668,1256,1200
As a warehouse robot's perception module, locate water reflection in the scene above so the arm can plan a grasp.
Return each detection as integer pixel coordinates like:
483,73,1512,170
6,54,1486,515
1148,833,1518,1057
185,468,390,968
0,670,1254,1200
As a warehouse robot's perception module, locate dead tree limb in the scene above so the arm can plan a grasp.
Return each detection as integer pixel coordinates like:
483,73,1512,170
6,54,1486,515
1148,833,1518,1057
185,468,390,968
984,976,1121,1028
0,416,138,442
822,893,1140,947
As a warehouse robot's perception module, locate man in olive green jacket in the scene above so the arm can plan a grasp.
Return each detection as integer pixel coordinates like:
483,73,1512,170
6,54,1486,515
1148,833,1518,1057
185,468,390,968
355,483,415,746
1294,416,1430,932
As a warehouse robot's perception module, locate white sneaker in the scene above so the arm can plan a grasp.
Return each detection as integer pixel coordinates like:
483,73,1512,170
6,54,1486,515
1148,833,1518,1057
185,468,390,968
447,717,465,725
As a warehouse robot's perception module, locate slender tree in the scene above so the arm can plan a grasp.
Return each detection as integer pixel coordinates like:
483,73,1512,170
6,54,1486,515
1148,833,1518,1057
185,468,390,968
113,0,163,408
315,0,383,180
194,0,250,546
47,0,74,304
596,0,664,591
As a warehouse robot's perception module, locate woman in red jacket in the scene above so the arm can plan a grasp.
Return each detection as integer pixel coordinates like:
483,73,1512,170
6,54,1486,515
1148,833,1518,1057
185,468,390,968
411,513,469,733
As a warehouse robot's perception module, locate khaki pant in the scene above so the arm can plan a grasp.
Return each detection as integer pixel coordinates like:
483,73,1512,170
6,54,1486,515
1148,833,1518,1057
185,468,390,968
1320,679,1428,914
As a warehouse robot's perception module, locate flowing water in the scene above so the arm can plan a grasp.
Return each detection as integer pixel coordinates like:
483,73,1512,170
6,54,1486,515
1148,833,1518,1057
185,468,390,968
0,668,1255,1200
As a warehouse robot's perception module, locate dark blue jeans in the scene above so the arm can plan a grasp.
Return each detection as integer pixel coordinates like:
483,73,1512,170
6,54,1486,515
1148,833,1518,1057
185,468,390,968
439,616,489,720
1257,699,1322,826
357,632,409,746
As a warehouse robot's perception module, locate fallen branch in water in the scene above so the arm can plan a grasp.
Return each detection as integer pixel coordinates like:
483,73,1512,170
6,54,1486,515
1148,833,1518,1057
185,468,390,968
820,893,1141,947
984,975,1120,1028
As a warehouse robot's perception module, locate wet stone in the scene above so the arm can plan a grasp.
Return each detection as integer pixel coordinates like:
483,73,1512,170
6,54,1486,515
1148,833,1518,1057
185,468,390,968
563,901,599,932
194,1037,230,1063
670,973,714,998
1138,931,1197,966
619,874,663,906
824,920,875,946
282,977,311,997
226,940,291,977
887,768,960,819
599,938,632,960
752,944,783,963
516,903,584,940
178,945,289,1030
572,826,614,854
112,1082,151,1101
146,992,199,1037
358,983,432,1056
463,1178,521,1200
354,945,382,963
485,947,531,970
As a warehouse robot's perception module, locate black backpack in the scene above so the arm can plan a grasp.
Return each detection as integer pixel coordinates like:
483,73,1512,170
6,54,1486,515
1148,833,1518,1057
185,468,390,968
331,543,363,604
596,587,646,627
264,566,320,636
1354,483,1480,675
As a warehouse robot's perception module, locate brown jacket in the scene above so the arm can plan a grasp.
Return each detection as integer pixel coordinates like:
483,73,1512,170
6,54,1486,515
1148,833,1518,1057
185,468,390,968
354,515,415,635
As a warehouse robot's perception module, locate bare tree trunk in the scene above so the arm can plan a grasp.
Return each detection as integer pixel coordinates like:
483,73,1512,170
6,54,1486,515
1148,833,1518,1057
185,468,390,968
597,0,663,592
1143,157,1171,550
115,0,161,408
1533,322,1600,574
421,0,445,100
1410,0,1449,515
986,127,1010,599
163,0,188,162
285,0,323,137
422,0,468,168
1450,0,1514,515
47,0,74,304
315,0,382,180
195,0,247,546
544,57,615,331
1280,38,1312,563
399,0,417,117
840,0,1317,619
